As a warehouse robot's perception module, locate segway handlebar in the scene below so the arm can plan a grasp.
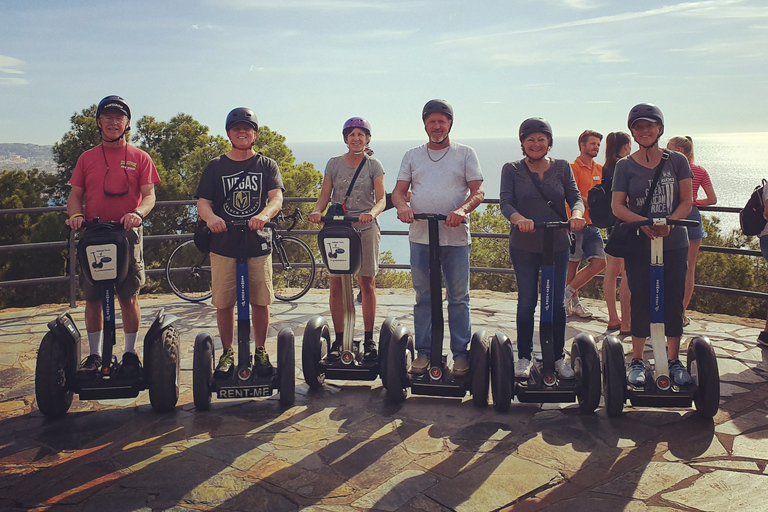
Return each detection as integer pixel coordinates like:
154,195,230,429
532,221,571,230
412,213,448,221
616,217,699,230
224,220,278,230
320,214,366,223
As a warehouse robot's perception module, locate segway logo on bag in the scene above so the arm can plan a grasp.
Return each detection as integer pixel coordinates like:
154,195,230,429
222,172,263,217
86,244,118,281
324,238,351,272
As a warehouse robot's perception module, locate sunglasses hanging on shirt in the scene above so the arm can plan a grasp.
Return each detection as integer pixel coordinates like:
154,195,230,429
102,144,130,197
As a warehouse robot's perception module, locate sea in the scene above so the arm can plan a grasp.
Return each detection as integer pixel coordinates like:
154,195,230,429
289,133,768,264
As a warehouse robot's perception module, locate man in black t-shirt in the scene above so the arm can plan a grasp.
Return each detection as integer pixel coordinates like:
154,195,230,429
195,107,284,376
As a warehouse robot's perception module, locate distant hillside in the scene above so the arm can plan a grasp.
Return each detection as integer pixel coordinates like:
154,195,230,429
0,143,56,172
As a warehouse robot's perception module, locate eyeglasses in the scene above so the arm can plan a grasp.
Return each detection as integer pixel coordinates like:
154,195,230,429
102,144,130,197
100,115,128,124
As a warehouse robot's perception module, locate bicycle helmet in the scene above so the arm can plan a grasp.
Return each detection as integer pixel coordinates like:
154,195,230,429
422,99,453,122
519,117,553,142
628,103,664,132
225,107,259,131
96,95,131,120
342,117,371,139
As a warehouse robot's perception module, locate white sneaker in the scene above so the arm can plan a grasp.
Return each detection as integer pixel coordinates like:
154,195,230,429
515,357,532,378
555,357,575,379
565,298,574,316
570,301,592,318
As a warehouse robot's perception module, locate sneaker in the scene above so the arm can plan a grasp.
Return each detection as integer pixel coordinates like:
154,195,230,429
254,347,274,377
363,339,377,361
118,352,142,379
570,301,593,318
565,299,574,317
627,359,646,387
682,316,691,327
555,357,575,379
453,356,469,378
216,348,234,374
79,354,102,373
668,359,693,386
757,331,768,347
411,356,430,375
514,357,532,378
327,341,342,362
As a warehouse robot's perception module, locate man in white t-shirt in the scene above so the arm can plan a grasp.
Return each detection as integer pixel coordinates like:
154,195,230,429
391,99,484,377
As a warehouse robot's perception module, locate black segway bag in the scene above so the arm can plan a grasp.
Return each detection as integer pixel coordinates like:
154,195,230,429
77,224,131,286
318,223,362,275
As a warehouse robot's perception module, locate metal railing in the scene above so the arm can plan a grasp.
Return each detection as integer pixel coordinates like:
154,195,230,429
1,200,765,307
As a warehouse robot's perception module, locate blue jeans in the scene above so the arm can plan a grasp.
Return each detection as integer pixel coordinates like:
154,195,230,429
410,242,471,360
510,248,570,361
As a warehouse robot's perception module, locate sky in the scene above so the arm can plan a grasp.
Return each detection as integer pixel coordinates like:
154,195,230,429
1,0,767,146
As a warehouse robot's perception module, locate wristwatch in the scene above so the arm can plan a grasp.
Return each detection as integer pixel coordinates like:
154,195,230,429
133,209,144,219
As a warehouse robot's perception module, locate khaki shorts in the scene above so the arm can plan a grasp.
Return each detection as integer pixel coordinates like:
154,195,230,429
352,221,381,278
210,252,274,309
81,226,145,301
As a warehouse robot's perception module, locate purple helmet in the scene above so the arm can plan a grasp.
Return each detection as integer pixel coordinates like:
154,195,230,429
342,117,371,139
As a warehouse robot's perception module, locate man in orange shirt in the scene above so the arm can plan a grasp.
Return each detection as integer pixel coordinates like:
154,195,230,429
566,130,606,318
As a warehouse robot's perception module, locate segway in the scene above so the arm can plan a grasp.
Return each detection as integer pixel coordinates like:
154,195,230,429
382,213,489,405
35,221,180,419
302,213,404,388
193,221,295,410
602,217,720,419
489,221,601,413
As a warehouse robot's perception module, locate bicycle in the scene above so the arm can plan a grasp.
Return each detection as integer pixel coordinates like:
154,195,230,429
166,208,317,302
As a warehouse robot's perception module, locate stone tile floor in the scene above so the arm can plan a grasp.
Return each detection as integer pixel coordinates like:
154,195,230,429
1,289,767,511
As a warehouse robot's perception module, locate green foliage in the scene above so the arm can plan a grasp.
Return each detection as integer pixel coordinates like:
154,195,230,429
469,204,516,292
376,251,411,289
51,105,100,197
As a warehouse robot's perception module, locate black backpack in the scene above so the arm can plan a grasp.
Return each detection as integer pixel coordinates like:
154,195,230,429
587,179,616,228
740,179,767,236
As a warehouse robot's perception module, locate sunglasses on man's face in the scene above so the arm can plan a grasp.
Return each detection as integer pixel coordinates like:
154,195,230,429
102,144,129,197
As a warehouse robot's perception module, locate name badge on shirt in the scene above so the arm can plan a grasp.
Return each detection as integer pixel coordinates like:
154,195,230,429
593,176,601,181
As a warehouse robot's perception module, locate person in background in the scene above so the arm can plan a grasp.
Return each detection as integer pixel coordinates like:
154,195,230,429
499,117,585,379
392,99,485,378
602,131,633,334
612,103,693,387
757,188,768,347
666,136,717,327
565,130,606,319
309,117,387,360
66,95,160,377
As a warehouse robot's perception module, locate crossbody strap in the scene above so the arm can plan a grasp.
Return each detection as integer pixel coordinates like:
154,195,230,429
343,156,368,204
639,150,669,217
522,162,568,222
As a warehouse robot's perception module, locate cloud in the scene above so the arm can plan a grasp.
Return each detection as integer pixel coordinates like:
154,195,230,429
0,55,26,86
210,0,425,11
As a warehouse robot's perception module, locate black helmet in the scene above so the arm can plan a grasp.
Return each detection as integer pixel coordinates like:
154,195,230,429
422,99,453,122
226,107,258,131
628,103,664,132
519,117,553,142
96,95,131,120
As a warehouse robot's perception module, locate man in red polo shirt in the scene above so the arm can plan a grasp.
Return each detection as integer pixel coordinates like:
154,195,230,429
566,130,606,318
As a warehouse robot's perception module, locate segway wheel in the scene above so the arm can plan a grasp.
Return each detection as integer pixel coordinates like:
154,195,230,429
193,332,214,411
602,335,626,417
35,331,73,419
385,325,411,403
277,328,296,406
147,325,180,412
572,333,601,413
488,332,512,412
688,336,720,419
302,316,329,389
378,316,399,388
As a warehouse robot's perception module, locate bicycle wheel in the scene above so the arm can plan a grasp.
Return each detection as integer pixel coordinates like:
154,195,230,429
166,239,212,302
273,236,316,301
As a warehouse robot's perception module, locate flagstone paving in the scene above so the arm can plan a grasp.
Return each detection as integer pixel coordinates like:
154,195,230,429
0,289,767,511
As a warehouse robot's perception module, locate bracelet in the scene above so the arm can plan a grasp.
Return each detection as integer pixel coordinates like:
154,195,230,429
69,213,84,220
133,209,144,219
